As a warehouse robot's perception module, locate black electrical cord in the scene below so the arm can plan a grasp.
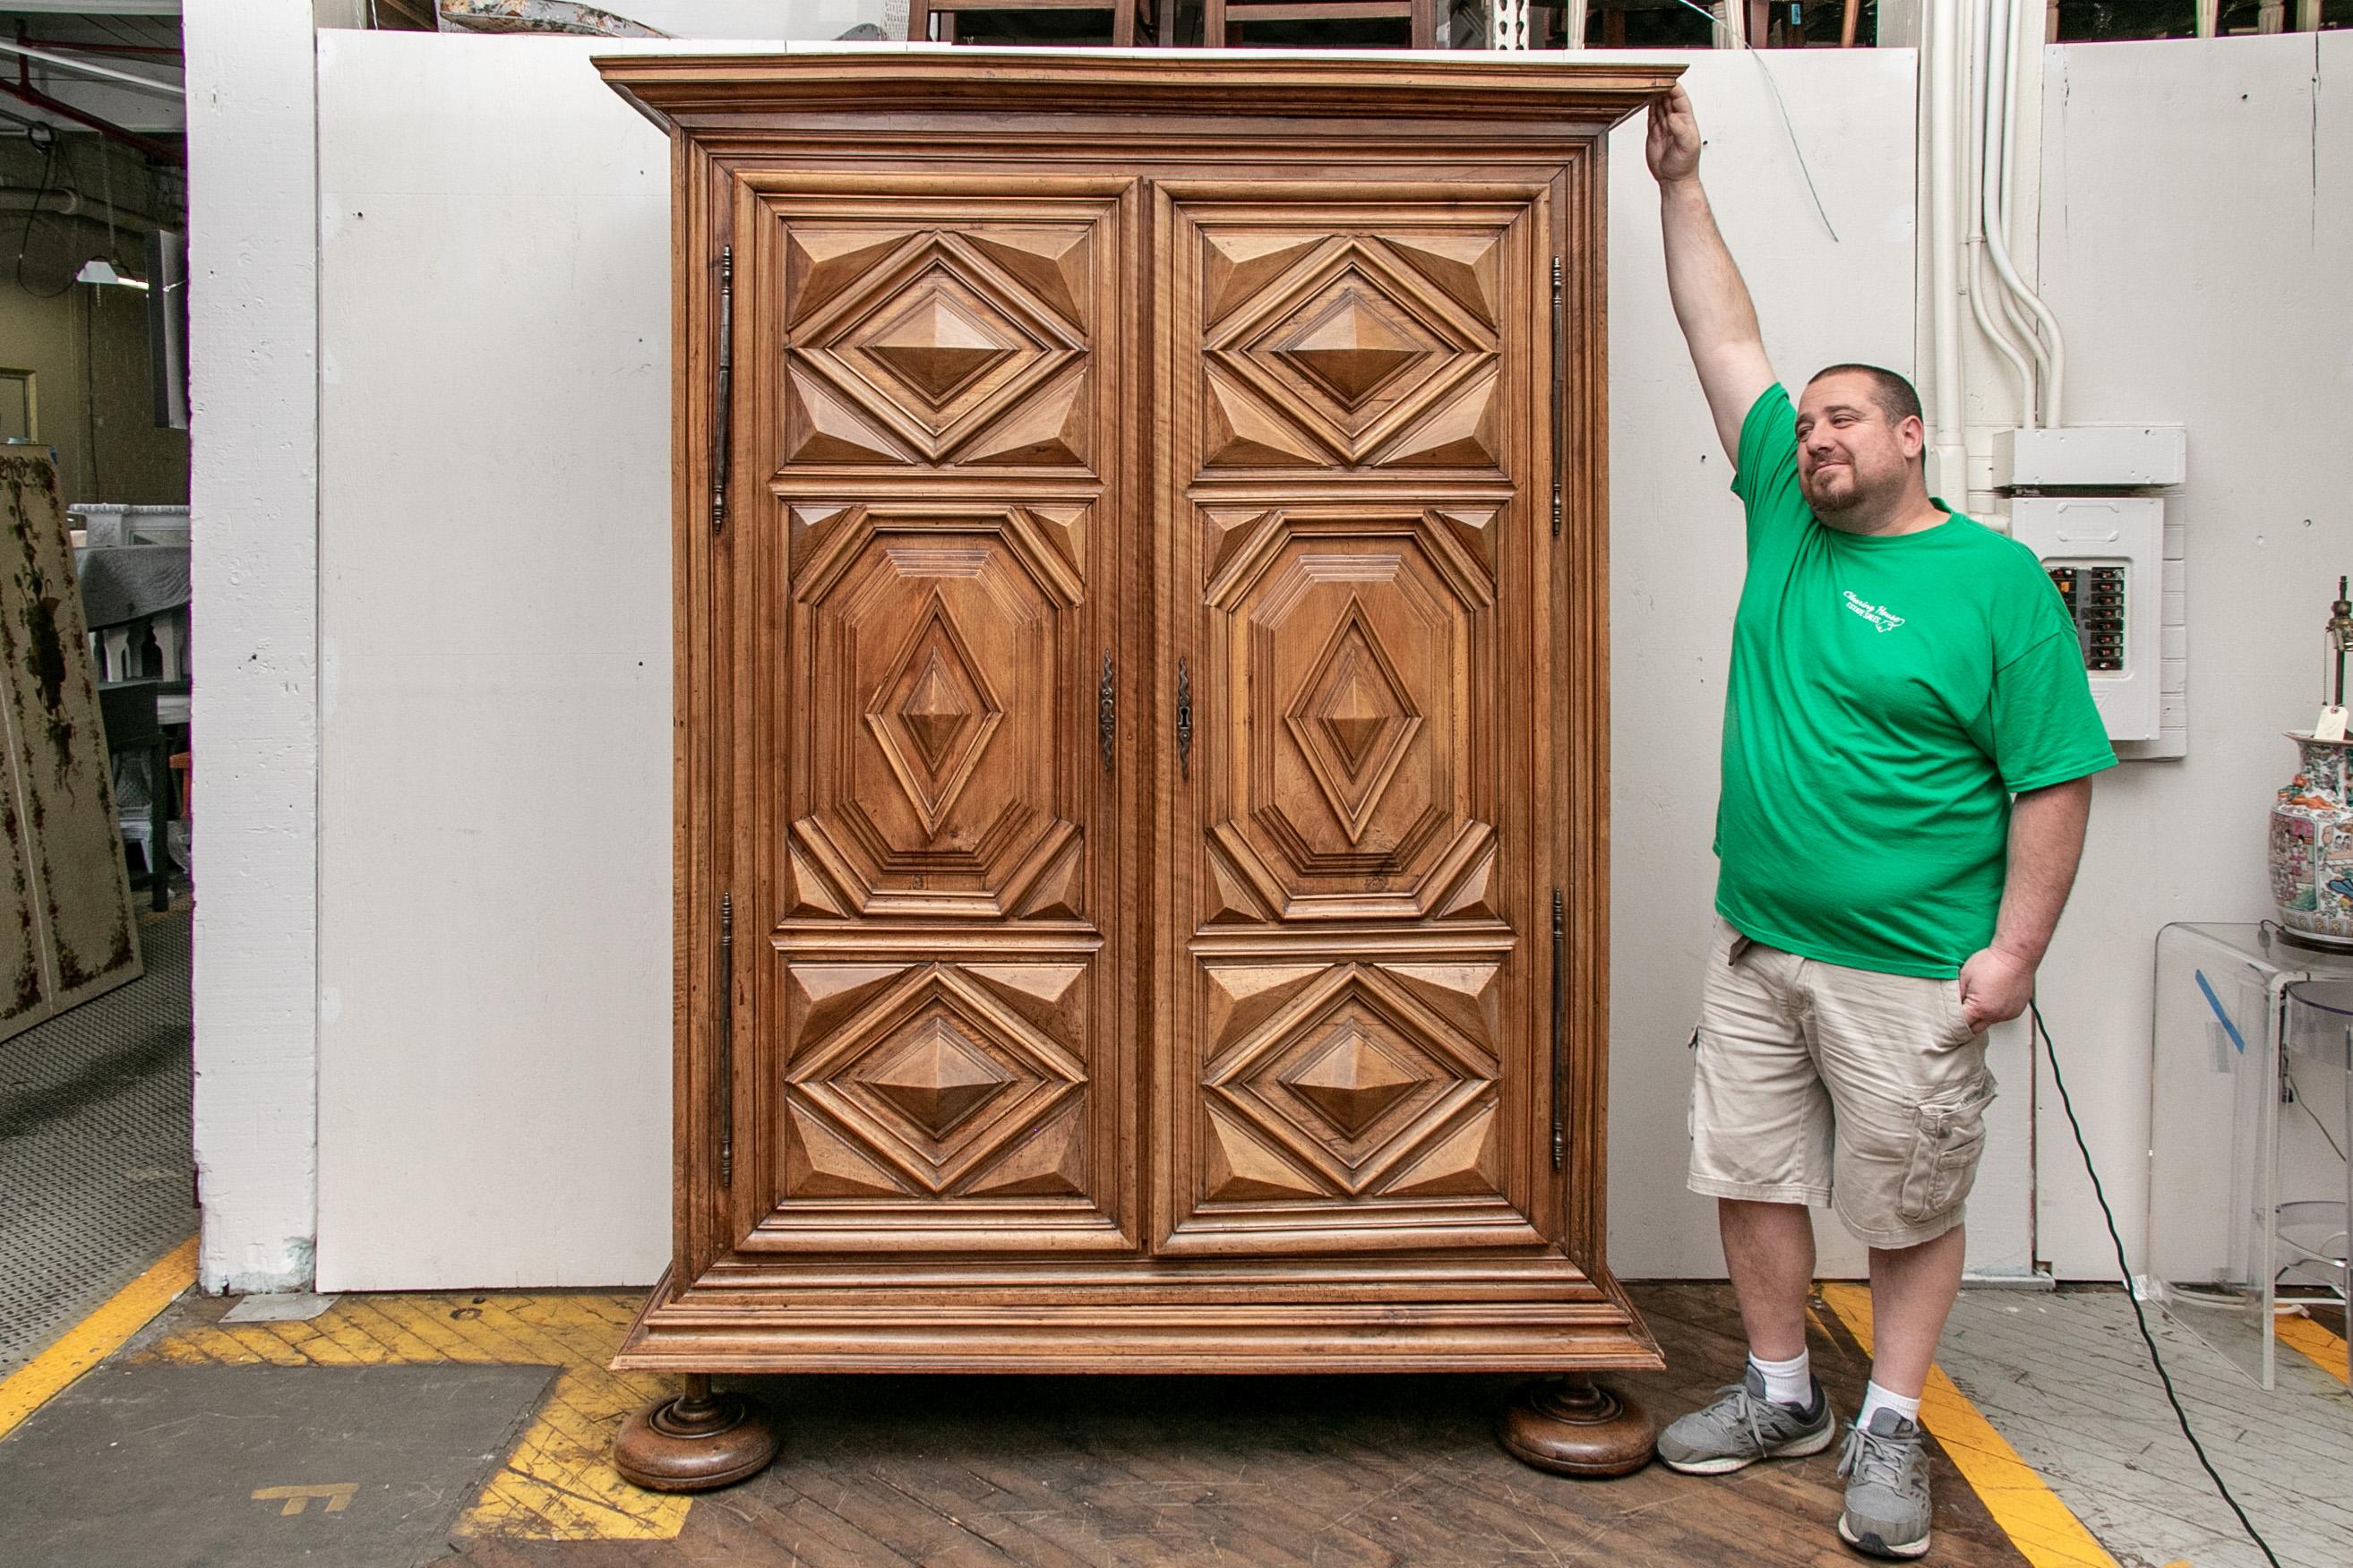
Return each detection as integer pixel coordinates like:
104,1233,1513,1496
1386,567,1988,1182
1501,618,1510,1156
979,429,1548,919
2031,1000,2282,1568
13,126,76,300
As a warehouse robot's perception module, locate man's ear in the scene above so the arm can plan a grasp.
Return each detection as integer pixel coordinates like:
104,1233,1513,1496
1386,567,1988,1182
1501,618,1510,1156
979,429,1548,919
1896,414,1926,461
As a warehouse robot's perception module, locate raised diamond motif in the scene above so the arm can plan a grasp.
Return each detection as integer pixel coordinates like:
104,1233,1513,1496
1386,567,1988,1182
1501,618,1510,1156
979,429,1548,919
853,1014,1016,1141
1207,239,1493,463
863,289,1018,407
1285,604,1423,844
1204,964,1495,1197
796,235,1086,463
787,965,1087,1196
867,597,1004,836
1274,287,1432,410
898,651,973,769
1278,1020,1430,1139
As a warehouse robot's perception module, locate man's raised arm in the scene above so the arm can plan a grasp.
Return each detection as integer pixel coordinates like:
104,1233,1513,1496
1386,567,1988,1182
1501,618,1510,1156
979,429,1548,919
1647,85,1776,463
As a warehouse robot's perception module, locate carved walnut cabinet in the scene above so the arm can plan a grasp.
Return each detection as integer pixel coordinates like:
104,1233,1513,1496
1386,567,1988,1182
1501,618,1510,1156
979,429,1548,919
597,53,1677,1484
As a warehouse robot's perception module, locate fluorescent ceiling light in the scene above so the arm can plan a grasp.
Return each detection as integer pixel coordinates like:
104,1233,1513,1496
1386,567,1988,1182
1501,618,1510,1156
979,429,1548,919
75,258,148,290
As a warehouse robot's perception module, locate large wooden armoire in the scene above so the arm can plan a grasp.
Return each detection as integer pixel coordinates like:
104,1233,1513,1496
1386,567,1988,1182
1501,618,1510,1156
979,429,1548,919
597,53,1678,1487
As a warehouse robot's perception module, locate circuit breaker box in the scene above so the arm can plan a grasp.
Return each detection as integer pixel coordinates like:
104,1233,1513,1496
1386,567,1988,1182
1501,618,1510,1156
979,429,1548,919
2009,493,2165,743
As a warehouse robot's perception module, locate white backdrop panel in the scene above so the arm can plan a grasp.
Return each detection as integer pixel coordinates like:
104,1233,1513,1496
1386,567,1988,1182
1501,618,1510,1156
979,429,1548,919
315,33,683,1289
2029,33,2353,1281
313,38,1917,1287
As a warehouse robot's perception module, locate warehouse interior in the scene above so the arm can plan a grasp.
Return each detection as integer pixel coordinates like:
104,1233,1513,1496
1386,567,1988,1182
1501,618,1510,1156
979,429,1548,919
0,3,2347,1565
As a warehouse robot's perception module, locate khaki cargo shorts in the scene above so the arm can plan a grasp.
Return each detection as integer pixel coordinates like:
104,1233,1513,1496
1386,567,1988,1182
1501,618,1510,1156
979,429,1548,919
1686,916,1997,1249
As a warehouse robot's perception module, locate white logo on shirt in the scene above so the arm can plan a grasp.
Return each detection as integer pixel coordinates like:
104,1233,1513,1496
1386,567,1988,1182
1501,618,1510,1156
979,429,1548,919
1842,590,1906,633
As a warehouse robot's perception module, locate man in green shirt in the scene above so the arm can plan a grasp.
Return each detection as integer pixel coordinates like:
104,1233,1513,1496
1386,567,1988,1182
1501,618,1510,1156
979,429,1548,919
1642,85,2114,1560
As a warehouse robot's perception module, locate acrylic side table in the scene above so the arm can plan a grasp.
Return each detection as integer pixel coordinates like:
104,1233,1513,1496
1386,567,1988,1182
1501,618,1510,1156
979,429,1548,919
2149,922,2353,1390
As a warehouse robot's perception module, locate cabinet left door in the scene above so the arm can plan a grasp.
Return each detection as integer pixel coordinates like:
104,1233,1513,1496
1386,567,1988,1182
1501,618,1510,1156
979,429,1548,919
700,177,1144,1263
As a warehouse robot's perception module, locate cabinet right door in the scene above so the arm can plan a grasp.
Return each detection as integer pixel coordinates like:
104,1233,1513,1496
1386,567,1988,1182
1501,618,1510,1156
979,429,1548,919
1154,182,1569,1259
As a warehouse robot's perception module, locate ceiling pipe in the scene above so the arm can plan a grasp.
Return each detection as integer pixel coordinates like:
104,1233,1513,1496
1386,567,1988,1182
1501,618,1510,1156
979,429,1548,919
12,38,181,61
0,184,171,230
1,52,180,166
0,38,180,99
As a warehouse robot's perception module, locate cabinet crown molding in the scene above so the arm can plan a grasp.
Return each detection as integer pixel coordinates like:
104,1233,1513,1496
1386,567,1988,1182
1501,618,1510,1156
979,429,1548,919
596,52,1684,133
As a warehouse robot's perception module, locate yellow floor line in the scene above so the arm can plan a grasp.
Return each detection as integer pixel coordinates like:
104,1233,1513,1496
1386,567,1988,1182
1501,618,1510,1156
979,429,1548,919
1818,1281,2118,1568
0,1235,197,1443
132,1289,691,1543
2276,1312,2350,1388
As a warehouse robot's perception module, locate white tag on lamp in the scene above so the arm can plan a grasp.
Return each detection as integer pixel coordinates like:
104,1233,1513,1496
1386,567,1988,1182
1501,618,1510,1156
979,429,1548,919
2316,706,2349,742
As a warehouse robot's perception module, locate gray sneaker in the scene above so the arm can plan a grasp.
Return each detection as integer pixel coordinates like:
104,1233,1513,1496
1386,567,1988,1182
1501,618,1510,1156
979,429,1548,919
1657,1366,1837,1475
1836,1408,1932,1559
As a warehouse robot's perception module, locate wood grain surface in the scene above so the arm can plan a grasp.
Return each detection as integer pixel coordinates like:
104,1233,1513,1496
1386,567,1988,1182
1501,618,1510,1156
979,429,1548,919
597,54,1681,1377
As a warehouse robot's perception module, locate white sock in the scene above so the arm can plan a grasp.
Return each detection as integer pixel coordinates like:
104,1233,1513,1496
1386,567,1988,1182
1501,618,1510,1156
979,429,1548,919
1857,1380,1922,1428
1748,1349,1812,1407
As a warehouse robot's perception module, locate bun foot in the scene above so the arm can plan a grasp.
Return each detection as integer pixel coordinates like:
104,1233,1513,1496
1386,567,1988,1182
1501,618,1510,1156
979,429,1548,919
1499,1375,1654,1478
613,1376,781,1493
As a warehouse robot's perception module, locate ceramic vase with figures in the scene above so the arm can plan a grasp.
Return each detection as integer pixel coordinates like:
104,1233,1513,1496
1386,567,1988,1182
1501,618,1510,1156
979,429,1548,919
2271,732,2353,949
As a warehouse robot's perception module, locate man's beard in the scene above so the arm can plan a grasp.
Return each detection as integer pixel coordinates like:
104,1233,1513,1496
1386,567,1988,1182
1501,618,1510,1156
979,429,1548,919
1803,468,1865,513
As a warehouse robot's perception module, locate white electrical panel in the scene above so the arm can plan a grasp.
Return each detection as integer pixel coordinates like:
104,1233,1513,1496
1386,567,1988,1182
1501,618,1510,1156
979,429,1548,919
2008,494,2166,743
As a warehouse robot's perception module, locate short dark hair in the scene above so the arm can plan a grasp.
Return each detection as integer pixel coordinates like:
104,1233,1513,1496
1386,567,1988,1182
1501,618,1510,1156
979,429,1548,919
1807,364,1923,428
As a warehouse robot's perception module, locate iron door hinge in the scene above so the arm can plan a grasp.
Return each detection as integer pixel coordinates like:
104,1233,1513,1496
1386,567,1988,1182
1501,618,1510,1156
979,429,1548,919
717,890,734,1184
1550,256,1564,539
1550,887,1566,1171
710,246,734,537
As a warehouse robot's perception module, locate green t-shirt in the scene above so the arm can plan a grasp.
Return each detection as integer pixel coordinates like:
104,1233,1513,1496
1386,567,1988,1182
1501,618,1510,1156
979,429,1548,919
1713,386,2117,979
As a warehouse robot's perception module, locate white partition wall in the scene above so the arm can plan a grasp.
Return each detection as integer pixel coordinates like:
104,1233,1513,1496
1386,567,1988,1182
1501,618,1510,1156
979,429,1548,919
255,31,2352,1288
2027,32,2353,1280
300,37,1919,1288
186,0,322,1296
313,33,681,1289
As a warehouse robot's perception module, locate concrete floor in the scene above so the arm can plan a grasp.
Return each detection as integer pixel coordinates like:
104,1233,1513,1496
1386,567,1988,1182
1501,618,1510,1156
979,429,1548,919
1937,1288,2352,1568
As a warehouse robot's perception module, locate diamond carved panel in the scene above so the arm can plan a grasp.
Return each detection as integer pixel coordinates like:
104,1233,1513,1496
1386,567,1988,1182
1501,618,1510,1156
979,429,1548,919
1202,963,1498,1200
1199,230,1501,470
1273,286,1437,413
853,1014,1015,1141
862,289,1019,408
1198,507,1497,919
865,595,1005,836
1284,603,1423,844
788,502,1087,916
787,964,1086,1197
786,226,1092,468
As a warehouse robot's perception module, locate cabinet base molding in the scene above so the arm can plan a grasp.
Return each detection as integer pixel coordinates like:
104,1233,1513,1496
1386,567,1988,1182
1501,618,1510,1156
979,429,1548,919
613,1266,1665,1377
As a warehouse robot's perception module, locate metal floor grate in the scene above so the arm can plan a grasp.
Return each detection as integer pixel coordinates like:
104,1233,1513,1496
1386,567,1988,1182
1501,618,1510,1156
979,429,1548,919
0,907,193,1375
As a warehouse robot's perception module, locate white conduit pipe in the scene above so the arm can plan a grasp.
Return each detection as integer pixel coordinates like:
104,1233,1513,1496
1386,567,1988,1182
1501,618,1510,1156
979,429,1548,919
1966,0,2038,425
1981,0,2069,425
1927,0,1966,487
1997,0,2062,416
1985,0,2052,416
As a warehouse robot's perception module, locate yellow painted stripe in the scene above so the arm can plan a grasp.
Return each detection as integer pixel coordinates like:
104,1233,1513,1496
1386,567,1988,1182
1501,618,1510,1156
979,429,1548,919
0,1235,197,1442
1819,1282,2117,1568
2276,1312,2350,1388
133,1289,691,1542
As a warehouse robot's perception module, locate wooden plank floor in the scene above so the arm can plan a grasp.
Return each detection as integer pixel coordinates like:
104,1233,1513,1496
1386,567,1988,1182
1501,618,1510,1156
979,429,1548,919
451,1283,2029,1568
